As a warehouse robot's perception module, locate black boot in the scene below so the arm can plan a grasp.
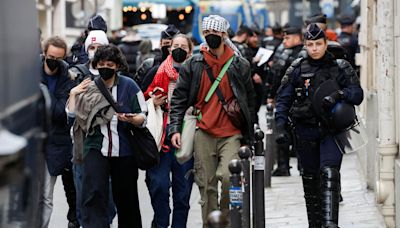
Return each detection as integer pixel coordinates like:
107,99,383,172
302,174,322,228
272,143,291,176
321,167,340,228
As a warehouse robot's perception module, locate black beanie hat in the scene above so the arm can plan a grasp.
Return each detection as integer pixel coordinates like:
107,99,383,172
87,15,107,33
304,23,326,40
161,24,180,39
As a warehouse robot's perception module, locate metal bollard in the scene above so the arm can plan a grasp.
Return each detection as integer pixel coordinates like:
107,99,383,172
253,128,265,228
238,146,251,228
229,159,243,228
264,103,275,188
207,210,228,228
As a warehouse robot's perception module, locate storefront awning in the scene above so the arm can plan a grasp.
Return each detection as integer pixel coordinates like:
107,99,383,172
123,0,197,8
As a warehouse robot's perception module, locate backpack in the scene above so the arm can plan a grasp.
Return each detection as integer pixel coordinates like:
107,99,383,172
68,64,91,85
133,57,155,86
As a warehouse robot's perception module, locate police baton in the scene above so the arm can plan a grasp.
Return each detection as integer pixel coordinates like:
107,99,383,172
229,159,243,228
252,126,265,228
238,146,251,228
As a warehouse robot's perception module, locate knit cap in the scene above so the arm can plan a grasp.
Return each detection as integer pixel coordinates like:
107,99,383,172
84,30,109,53
202,15,230,33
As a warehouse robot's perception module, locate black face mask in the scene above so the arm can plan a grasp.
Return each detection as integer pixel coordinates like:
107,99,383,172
161,45,171,60
205,34,222,49
98,68,115,81
46,58,60,71
171,48,187,63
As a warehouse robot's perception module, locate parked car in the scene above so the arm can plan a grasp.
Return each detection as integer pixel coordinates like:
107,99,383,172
132,23,168,49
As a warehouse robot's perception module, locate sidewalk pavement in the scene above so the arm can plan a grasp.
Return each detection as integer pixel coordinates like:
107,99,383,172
49,105,387,227
265,154,387,228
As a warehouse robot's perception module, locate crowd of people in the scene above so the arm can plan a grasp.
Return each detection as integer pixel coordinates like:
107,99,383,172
39,11,362,228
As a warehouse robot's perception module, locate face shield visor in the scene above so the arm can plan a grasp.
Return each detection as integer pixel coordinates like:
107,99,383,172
334,116,368,154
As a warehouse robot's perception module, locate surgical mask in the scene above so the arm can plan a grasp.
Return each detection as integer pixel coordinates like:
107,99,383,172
88,50,96,60
46,58,60,71
171,48,187,63
205,34,222,49
161,45,171,60
98,68,115,81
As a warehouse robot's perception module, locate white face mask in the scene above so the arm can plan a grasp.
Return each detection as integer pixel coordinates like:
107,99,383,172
88,50,96,60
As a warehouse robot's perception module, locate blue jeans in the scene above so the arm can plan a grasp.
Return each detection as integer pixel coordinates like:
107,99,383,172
73,163,117,225
145,151,194,228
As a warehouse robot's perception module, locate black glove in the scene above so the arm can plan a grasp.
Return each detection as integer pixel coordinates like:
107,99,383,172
275,124,289,145
322,90,345,111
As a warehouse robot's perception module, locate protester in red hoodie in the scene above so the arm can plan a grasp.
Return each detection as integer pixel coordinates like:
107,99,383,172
169,15,256,227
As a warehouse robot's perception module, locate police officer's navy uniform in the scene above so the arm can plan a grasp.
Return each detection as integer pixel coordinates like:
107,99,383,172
275,24,363,227
270,26,304,176
337,32,358,67
337,15,359,69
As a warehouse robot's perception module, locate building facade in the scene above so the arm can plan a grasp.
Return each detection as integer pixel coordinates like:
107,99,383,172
358,0,400,227
36,0,123,46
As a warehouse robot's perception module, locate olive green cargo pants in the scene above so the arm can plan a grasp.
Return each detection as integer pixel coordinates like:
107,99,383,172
193,129,242,228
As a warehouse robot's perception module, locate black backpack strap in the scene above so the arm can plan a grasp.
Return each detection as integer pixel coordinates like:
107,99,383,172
204,63,227,105
94,77,121,113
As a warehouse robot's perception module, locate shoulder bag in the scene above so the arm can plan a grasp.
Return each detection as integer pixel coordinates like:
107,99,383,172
203,56,245,129
94,77,159,170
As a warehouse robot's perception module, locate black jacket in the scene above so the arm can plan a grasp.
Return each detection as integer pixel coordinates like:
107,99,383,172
118,40,141,75
41,59,74,175
168,53,256,144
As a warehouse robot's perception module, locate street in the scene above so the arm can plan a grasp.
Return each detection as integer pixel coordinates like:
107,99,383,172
49,106,387,228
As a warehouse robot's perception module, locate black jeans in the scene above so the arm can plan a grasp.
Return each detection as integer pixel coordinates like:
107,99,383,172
82,149,142,228
61,167,78,223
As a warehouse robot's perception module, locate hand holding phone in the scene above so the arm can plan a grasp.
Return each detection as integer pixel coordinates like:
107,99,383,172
152,87,167,97
124,113,137,117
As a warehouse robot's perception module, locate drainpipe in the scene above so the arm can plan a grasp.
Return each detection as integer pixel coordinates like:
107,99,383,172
45,0,52,37
376,0,397,227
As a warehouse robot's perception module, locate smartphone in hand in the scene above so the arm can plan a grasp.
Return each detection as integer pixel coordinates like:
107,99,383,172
152,88,167,97
124,113,137,117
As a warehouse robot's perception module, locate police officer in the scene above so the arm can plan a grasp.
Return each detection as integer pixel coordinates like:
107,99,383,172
337,15,359,68
270,25,304,176
306,13,348,61
275,24,363,227
231,25,254,61
271,26,304,100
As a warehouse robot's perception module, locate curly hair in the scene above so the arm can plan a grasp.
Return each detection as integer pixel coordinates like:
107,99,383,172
92,44,129,72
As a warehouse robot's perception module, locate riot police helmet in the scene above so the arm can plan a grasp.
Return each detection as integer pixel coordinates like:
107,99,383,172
329,101,356,131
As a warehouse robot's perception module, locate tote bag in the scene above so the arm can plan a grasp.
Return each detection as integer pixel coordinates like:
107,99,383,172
175,107,196,164
146,98,164,151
